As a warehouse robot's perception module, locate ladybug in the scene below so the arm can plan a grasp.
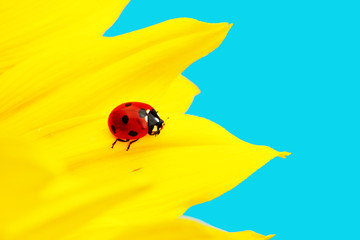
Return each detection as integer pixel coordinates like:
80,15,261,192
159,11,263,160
108,102,164,151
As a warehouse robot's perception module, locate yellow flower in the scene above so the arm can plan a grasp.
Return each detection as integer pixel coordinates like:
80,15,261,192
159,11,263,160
0,0,290,239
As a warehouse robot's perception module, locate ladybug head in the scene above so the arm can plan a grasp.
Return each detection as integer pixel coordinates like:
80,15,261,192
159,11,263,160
148,109,164,136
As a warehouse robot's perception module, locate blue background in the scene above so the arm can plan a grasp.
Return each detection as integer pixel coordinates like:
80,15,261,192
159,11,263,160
105,1,359,239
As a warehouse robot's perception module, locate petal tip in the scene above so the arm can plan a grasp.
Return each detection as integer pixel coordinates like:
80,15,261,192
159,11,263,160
265,234,276,240
222,22,233,33
278,152,291,159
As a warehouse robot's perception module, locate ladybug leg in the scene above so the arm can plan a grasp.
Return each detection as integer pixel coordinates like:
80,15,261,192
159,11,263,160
126,139,139,151
111,139,129,148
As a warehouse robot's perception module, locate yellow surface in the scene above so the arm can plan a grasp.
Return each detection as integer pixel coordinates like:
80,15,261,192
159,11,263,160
0,18,230,132
0,1,289,239
0,0,130,73
65,217,275,240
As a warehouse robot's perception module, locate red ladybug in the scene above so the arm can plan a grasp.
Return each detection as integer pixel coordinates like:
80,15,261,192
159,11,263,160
108,102,164,151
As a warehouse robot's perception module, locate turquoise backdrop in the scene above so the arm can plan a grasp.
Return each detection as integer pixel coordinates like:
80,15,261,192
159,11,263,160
105,1,359,239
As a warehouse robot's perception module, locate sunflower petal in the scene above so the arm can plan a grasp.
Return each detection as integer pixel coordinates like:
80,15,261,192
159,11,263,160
0,137,54,237
6,177,150,240
28,113,289,228
0,0,129,73
0,18,230,133
66,217,274,240
156,75,200,114
0,152,150,240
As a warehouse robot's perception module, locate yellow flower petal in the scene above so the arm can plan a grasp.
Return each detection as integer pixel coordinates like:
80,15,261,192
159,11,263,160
1,1,289,237
5,177,149,240
0,18,230,133
68,217,274,240
0,139,150,239
156,75,200,114
26,113,289,230
0,133,280,240
0,137,54,237
0,0,129,73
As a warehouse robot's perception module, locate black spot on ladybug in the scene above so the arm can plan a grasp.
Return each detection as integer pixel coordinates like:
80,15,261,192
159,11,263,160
122,115,129,124
128,131,138,137
138,108,147,118
111,125,116,134
125,103,132,107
